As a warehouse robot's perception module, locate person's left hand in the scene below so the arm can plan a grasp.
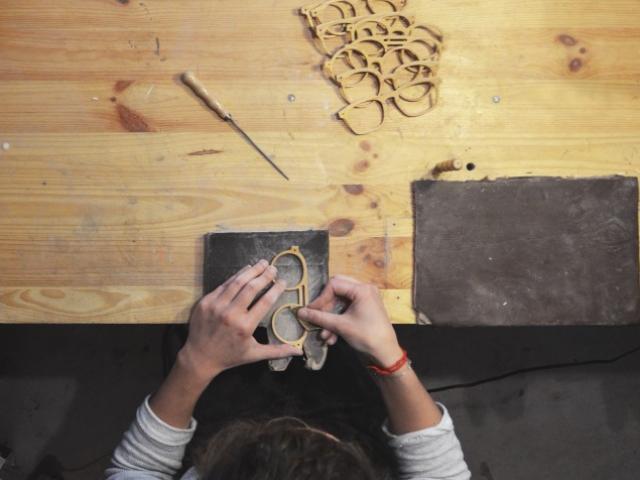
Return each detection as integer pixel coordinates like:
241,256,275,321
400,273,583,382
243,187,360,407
179,260,303,381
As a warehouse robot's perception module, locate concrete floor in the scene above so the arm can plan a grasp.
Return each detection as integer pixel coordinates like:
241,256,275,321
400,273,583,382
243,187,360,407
0,324,639,480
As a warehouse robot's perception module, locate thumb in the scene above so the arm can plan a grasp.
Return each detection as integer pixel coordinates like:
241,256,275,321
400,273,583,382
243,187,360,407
255,343,303,361
297,307,342,333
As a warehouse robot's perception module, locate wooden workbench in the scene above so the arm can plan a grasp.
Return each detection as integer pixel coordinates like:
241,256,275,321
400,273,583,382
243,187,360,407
1,0,639,324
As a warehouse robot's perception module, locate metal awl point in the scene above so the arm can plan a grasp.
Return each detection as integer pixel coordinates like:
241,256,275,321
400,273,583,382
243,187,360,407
227,116,289,180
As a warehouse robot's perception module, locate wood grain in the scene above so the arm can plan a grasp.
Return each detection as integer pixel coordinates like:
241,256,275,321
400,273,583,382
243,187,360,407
0,0,639,323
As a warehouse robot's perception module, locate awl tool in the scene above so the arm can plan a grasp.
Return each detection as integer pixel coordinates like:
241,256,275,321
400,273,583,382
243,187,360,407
181,71,289,181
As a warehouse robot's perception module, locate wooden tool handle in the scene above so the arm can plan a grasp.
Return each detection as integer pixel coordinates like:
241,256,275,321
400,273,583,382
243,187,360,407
433,159,463,174
181,71,231,120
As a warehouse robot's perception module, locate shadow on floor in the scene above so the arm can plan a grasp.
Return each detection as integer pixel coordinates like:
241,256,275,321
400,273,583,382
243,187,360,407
0,324,639,479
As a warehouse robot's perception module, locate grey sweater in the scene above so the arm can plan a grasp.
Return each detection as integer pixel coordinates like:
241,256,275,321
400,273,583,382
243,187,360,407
105,396,470,480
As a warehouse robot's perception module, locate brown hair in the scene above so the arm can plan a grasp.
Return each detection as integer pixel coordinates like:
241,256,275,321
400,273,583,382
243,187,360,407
195,417,379,480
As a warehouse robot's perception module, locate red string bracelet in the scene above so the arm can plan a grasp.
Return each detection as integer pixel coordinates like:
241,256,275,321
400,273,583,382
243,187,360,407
367,349,409,376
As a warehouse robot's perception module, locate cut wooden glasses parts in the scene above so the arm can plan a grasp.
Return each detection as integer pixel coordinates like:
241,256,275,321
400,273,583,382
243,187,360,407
269,246,319,349
300,0,443,134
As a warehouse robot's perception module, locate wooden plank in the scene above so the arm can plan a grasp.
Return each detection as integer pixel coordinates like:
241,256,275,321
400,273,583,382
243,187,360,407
0,286,198,324
0,0,639,323
0,132,638,187
1,80,640,134
203,230,330,370
0,285,415,324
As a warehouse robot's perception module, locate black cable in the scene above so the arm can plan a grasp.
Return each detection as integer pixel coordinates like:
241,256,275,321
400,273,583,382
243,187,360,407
428,344,640,393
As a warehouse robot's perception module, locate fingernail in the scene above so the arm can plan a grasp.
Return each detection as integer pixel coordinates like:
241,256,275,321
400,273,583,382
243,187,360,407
258,259,268,267
297,307,307,317
268,265,277,274
292,348,303,356
320,330,329,339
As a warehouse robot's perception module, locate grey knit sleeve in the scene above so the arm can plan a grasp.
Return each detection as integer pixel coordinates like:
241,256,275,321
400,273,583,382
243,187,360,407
382,403,471,480
105,396,197,480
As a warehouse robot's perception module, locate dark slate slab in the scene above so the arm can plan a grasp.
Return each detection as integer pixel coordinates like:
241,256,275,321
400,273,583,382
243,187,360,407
412,176,640,326
204,230,329,370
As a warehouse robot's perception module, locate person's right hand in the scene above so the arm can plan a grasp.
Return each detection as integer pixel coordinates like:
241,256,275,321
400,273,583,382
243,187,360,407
297,275,403,367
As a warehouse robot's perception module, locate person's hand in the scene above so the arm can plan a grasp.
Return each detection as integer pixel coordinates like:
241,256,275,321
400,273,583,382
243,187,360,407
297,275,403,367
179,260,303,382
